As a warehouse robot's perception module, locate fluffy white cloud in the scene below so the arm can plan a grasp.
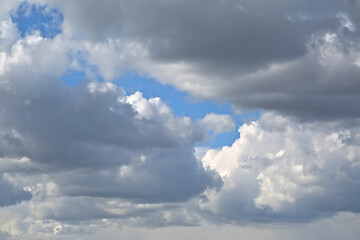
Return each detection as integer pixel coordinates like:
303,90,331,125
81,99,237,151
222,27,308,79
201,113,360,221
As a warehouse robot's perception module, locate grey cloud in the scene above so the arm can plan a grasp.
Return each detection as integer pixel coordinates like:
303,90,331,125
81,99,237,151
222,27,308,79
0,34,220,206
54,0,337,70
45,0,360,120
0,77,220,203
53,147,220,203
29,195,197,225
0,174,32,207
31,197,119,222
0,230,11,240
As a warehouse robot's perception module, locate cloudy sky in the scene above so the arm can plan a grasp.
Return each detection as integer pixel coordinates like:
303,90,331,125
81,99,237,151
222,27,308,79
0,0,360,239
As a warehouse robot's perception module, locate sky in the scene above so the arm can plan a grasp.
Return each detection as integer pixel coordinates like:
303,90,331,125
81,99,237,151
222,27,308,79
0,0,360,239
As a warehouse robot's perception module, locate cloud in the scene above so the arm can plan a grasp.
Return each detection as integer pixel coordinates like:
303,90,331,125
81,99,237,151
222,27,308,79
0,18,20,52
0,25,220,209
0,230,11,240
0,174,32,207
201,113,360,222
199,113,235,134
1,1,360,238
38,0,360,120
0,0,22,20
0,75,219,202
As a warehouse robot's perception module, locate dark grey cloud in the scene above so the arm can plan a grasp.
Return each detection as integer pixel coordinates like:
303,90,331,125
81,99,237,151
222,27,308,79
0,174,32,207
55,0,336,69
47,0,360,120
0,77,220,202
0,34,220,205
53,147,219,203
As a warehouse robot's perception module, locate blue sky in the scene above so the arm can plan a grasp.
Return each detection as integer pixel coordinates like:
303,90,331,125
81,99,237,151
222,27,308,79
11,1,63,38
64,64,261,147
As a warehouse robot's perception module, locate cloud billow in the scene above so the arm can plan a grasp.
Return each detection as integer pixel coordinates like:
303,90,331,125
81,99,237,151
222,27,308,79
201,113,360,222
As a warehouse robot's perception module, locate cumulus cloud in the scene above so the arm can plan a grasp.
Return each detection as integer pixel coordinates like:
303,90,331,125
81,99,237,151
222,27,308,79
201,113,360,222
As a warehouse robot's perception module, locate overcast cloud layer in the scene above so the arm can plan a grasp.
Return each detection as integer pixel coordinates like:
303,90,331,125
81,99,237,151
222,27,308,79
0,0,360,239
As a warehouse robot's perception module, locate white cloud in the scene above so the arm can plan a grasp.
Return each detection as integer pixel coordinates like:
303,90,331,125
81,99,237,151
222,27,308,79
200,113,360,221
199,113,235,134
0,18,20,52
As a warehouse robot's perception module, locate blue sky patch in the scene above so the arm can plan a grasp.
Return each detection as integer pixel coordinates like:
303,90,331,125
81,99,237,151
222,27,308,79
117,73,261,147
11,1,63,38
115,71,235,120
61,69,87,87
